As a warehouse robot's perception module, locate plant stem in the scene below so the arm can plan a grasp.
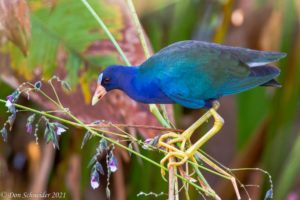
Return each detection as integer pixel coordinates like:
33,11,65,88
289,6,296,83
125,0,151,58
64,112,212,196
125,1,179,196
125,0,172,129
89,123,183,133
174,167,179,200
80,0,130,66
149,104,171,128
48,79,63,107
81,0,170,129
1,98,226,179
0,98,216,196
124,2,179,194
168,165,175,200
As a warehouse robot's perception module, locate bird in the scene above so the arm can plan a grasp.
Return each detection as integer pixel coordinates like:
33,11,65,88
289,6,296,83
91,40,286,184
92,40,285,108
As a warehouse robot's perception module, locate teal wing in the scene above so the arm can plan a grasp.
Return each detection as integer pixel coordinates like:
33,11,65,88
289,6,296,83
219,65,281,95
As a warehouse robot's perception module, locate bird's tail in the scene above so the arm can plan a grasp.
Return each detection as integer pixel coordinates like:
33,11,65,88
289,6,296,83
220,65,281,95
250,65,282,88
260,78,281,87
250,65,281,87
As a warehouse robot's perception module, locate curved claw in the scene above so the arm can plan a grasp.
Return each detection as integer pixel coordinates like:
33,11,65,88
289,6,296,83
158,132,191,180
160,168,168,182
167,156,188,168
157,132,180,146
158,132,189,152
160,151,189,180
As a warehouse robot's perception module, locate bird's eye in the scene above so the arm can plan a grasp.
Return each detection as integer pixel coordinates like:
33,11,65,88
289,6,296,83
103,77,110,84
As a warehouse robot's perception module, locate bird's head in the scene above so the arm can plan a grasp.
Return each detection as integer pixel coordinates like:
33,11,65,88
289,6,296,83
91,66,119,106
91,65,137,106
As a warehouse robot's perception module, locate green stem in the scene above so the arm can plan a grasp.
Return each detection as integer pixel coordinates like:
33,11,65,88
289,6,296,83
81,0,170,129
80,0,130,66
149,104,171,128
62,112,212,196
1,98,228,186
48,79,63,107
1,99,76,127
2,99,129,140
2,98,225,178
124,2,179,198
125,0,151,58
125,0,171,129
0,98,215,196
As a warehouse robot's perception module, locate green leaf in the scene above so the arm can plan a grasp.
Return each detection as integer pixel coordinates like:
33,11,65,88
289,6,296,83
65,52,82,88
275,134,300,199
44,122,59,149
7,0,123,96
236,88,269,149
261,0,300,196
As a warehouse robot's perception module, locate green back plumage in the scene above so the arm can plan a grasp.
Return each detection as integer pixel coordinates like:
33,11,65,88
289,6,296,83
139,41,285,108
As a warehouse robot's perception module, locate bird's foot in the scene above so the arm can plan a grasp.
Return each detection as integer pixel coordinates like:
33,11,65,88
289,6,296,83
159,150,190,180
157,131,190,151
157,132,193,179
157,100,223,180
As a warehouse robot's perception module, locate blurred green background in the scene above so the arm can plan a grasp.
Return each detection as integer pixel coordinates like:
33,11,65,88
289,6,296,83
0,0,299,199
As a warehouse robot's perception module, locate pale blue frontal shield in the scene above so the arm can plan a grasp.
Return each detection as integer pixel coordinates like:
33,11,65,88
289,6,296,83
97,73,103,84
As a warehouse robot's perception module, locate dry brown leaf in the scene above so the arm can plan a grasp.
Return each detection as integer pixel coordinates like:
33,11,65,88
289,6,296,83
0,0,31,56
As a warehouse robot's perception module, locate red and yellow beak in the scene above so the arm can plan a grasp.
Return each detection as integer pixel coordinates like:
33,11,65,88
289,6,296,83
91,83,107,106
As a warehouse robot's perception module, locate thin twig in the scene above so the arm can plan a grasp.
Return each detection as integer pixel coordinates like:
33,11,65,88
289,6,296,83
174,166,179,200
89,123,183,133
168,164,175,200
0,96,233,181
48,79,63,107
0,98,215,196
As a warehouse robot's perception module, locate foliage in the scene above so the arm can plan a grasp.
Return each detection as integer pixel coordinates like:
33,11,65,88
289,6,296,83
4,0,121,101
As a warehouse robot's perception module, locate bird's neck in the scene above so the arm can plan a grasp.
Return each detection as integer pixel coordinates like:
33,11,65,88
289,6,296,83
116,66,173,104
113,66,138,91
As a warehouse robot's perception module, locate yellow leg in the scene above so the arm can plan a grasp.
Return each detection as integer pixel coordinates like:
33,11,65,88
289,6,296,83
160,151,187,178
158,101,220,150
158,101,223,178
181,101,220,139
186,108,223,156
